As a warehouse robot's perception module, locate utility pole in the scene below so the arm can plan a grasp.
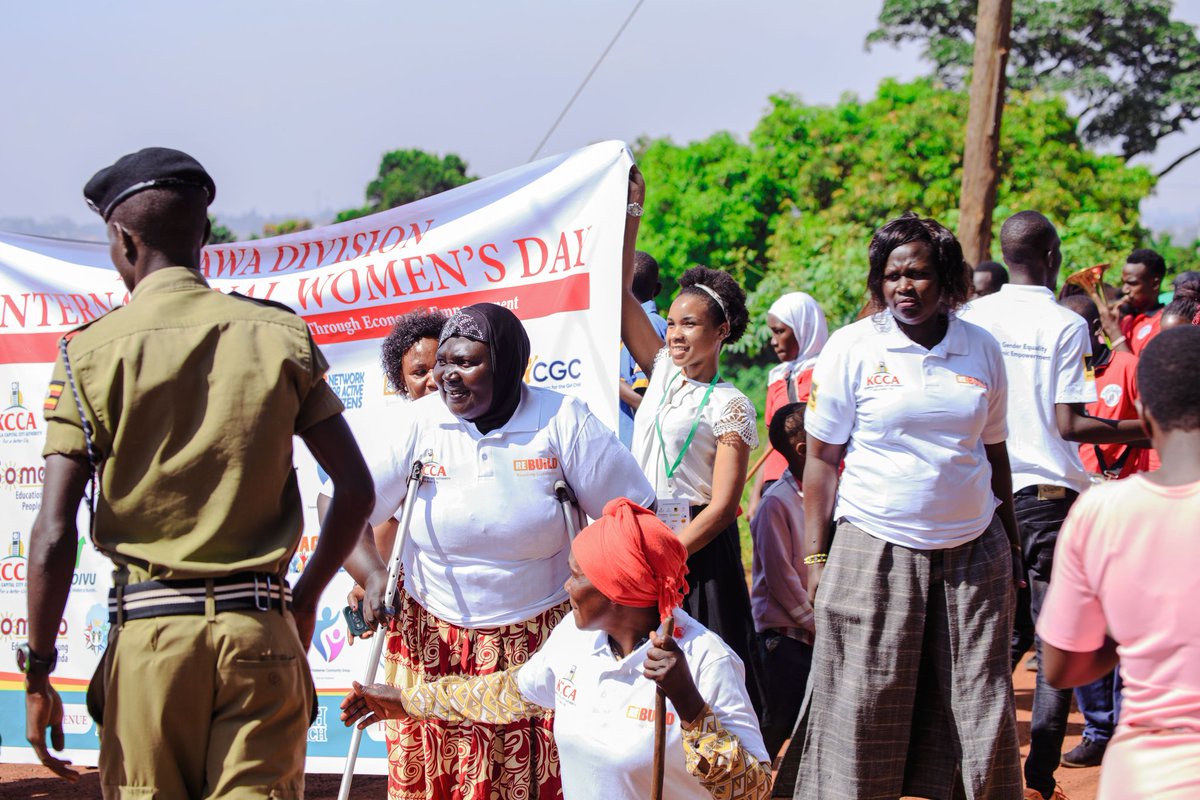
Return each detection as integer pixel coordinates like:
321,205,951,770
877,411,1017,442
958,0,1013,265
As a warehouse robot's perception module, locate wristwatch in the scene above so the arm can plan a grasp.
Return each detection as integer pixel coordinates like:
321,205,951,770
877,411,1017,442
16,642,58,676
626,202,644,218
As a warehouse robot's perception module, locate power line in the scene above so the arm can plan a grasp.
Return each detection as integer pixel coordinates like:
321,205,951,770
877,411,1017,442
528,0,645,162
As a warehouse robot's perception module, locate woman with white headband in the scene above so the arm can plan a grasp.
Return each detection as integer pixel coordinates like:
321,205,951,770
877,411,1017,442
619,165,767,717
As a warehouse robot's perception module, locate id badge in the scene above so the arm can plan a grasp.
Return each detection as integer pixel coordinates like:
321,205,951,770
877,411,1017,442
1037,485,1067,501
655,497,691,534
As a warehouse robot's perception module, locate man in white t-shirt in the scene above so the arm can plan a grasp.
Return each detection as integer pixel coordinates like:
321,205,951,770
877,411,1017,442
960,210,1148,800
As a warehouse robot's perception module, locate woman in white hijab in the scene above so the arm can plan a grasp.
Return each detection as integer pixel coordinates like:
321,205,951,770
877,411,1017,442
748,292,828,516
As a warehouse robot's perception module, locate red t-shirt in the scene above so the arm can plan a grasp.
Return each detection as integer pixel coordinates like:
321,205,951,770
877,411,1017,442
1078,351,1149,479
1120,308,1163,355
763,367,814,482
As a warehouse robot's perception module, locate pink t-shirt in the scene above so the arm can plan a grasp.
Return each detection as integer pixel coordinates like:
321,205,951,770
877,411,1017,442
1038,476,1200,733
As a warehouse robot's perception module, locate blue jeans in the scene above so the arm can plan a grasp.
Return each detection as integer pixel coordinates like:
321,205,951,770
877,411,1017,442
1075,667,1123,744
1012,488,1077,798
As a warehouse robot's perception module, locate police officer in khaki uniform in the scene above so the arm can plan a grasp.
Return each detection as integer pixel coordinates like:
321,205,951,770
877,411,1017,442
20,148,387,798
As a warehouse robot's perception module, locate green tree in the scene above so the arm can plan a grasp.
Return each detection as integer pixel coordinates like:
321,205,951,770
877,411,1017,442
868,0,1200,174
207,216,238,245
635,132,777,298
261,218,313,238
640,79,1175,351
336,149,477,222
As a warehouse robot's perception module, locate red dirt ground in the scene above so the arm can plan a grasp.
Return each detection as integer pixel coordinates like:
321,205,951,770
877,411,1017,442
0,665,1102,799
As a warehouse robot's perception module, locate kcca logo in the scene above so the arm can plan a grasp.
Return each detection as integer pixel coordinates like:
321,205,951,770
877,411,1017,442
1,532,27,590
555,664,579,705
865,362,901,388
420,449,450,480
0,381,39,438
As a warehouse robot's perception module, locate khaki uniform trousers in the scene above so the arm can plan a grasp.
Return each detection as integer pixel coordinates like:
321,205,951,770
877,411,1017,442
90,606,314,799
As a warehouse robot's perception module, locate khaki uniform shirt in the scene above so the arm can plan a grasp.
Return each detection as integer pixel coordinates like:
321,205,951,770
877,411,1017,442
42,267,343,582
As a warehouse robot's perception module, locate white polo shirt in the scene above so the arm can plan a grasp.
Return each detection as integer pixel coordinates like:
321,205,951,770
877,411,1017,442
959,284,1097,494
515,607,769,800
368,385,655,628
805,313,1008,549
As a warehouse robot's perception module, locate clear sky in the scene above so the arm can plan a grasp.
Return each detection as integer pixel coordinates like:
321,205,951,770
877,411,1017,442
2,1,1197,235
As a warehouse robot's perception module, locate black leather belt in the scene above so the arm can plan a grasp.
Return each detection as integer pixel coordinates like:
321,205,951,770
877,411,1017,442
108,572,291,624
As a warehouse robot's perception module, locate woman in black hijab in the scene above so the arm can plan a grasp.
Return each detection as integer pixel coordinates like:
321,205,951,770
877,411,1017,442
435,303,531,432
344,302,656,800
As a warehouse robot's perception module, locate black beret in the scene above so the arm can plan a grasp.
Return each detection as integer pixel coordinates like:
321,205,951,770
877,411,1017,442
84,147,215,220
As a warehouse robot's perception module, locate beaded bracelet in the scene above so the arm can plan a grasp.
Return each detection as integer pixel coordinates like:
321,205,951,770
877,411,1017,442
802,553,828,565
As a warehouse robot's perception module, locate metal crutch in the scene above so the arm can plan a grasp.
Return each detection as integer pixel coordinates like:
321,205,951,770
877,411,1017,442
553,479,581,542
529,479,582,800
337,460,423,800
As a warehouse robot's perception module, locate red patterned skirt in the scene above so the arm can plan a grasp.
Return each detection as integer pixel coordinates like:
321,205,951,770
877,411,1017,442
382,585,568,800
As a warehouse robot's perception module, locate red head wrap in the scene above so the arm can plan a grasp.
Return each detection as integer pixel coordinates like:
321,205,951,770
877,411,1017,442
571,498,690,623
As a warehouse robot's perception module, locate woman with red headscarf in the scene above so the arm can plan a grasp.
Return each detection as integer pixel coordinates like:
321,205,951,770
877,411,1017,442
341,498,772,800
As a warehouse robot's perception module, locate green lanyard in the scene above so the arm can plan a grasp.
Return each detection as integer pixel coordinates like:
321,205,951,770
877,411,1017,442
655,370,719,480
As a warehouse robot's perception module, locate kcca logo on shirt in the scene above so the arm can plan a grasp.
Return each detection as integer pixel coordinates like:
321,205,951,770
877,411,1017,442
419,449,450,480
556,665,579,705
864,362,901,389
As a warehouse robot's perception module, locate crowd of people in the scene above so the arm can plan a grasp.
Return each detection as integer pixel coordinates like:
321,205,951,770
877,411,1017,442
19,150,1200,800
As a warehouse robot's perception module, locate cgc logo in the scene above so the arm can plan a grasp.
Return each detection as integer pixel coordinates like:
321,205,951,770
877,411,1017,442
525,355,584,390
0,381,39,441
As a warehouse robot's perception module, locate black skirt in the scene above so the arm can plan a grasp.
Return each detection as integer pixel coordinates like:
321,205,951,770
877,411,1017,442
684,507,768,720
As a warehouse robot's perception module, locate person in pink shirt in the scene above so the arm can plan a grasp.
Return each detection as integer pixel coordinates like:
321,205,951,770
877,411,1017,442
749,402,814,759
1039,325,1200,799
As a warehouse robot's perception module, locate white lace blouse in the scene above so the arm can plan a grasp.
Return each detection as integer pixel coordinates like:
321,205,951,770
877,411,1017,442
631,348,759,505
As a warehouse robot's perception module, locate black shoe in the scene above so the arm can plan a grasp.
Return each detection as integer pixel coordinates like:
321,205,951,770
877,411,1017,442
1061,736,1107,768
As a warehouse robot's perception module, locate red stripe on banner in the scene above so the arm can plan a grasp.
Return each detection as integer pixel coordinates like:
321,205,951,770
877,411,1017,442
0,331,62,364
0,274,591,363
304,272,591,346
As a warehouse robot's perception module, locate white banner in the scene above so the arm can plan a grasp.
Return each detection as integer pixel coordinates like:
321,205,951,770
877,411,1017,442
0,140,633,772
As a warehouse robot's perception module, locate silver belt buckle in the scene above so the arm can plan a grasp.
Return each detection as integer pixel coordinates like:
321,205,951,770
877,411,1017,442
253,574,272,611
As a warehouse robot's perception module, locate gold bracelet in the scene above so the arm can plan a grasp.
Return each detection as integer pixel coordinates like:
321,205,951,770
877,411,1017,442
802,553,828,565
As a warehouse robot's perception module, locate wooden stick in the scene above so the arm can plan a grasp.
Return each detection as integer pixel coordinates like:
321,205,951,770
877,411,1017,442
651,615,675,800
744,447,774,486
